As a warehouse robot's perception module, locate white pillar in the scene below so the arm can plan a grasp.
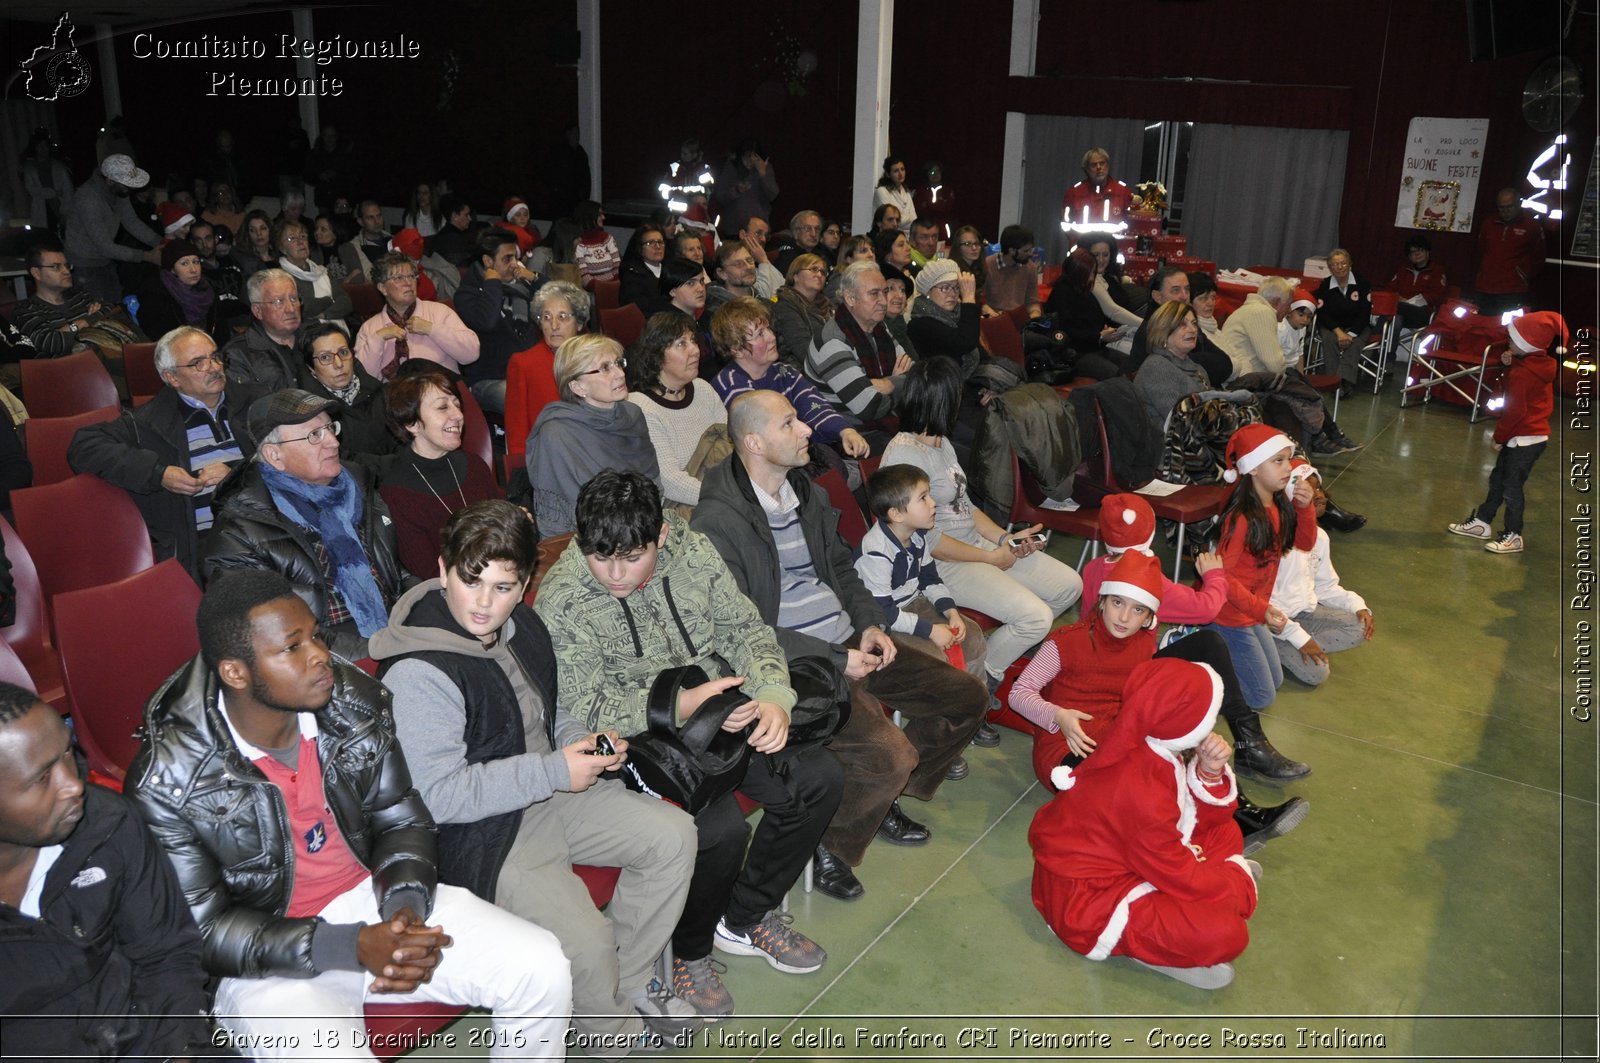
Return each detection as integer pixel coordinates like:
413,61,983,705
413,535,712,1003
577,0,602,202
851,0,893,235
292,8,320,146
999,112,1027,227
1009,0,1040,76
95,24,121,120
998,0,1041,230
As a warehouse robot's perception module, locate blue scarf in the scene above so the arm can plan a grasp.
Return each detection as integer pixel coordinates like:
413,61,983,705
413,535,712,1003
259,463,389,637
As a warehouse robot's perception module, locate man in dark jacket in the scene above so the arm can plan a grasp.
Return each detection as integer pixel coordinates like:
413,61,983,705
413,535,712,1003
69,326,249,578
371,500,697,1051
221,269,303,408
199,389,409,660
452,230,541,414
691,391,988,901
126,570,572,1059
0,683,219,1061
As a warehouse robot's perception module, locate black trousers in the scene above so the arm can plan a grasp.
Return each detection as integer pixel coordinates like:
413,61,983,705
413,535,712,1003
676,744,843,960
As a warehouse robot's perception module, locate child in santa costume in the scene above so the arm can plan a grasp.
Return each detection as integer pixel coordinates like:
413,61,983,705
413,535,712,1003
1029,657,1258,990
1012,549,1166,789
1204,424,1317,780
1025,514,1309,852
1447,310,1566,555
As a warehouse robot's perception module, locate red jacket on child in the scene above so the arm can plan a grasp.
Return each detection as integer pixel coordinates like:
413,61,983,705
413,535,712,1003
1215,500,1317,627
1493,350,1557,444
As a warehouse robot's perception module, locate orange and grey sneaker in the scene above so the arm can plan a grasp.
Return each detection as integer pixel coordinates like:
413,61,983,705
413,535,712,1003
670,955,733,1021
713,911,826,973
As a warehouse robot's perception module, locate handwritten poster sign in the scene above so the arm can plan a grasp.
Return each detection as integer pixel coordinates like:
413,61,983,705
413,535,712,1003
1395,117,1489,233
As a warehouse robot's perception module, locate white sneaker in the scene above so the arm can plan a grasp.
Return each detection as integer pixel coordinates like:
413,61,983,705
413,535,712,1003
1485,532,1524,554
1039,496,1079,511
1132,958,1236,990
1446,515,1493,539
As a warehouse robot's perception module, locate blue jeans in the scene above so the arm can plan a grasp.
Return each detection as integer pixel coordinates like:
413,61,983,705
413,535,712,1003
1476,441,1545,535
470,377,507,414
1205,622,1282,710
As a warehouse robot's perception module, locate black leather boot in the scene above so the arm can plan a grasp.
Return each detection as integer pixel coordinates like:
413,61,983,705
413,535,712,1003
1233,791,1311,855
1228,713,1310,782
1319,495,1368,533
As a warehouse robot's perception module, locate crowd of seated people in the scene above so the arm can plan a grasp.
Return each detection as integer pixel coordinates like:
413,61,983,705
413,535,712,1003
7,124,1546,1054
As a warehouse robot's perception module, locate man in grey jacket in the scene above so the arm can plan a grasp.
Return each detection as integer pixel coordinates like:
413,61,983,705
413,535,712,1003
692,391,988,901
63,154,161,304
371,501,697,1054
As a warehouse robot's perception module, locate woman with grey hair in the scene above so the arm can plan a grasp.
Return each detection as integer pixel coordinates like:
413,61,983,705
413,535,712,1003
524,334,660,536
505,279,591,452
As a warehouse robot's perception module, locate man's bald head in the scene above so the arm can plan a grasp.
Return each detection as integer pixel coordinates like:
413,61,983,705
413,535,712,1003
728,390,788,453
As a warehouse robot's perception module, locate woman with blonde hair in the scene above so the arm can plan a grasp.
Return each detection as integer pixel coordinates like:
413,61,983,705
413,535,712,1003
524,334,660,536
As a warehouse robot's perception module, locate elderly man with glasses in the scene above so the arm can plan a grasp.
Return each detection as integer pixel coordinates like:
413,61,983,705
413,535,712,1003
353,251,480,381
201,388,411,659
221,268,305,407
68,326,249,578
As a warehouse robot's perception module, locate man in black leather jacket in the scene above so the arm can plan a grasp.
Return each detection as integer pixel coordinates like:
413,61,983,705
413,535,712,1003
199,388,413,660
127,570,572,1061
0,683,221,1061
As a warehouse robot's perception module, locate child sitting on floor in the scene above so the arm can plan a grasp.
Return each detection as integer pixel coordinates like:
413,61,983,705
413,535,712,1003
1269,458,1374,686
1012,549,1165,786
1029,657,1258,990
1077,492,1310,849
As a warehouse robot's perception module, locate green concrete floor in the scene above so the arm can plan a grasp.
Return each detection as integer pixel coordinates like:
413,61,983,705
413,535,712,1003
437,387,1598,1061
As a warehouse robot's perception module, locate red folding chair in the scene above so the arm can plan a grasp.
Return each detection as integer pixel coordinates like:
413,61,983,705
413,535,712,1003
53,560,202,784
0,516,65,709
1007,448,1102,569
20,351,119,418
599,305,646,348
0,636,38,693
593,277,621,311
1400,308,1508,422
10,475,155,633
1356,290,1400,392
122,341,162,406
344,282,384,320
454,381,496,475
814,467,867,548
24,404,119,485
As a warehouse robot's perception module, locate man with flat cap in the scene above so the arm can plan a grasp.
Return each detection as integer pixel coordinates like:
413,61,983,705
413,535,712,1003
200,388,410,659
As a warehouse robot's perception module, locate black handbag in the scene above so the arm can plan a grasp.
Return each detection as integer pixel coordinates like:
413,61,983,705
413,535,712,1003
782,654,851,750
617,664,753,813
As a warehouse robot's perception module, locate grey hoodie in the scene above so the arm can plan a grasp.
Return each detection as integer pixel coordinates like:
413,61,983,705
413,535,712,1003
369,579,590,824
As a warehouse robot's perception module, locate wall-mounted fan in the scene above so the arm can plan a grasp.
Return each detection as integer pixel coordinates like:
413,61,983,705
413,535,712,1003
1523,55,1583,132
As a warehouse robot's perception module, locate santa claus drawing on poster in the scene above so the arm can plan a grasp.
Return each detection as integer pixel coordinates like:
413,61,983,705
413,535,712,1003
1414,180,1459,231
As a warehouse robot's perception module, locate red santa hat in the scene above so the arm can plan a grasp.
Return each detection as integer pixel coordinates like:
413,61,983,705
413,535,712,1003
502,197,529,223
1098,493,1156,553
389,228,425,261
158,202,195,236
1098,549,1163,624
1051,658,1224,791
1507,311,1569,355
1290,288,1317,313
1222,425,1293,484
